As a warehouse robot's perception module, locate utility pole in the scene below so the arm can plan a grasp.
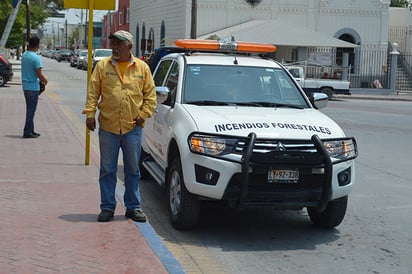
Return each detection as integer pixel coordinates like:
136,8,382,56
106,11,111,48
190,0,197,39
65,19,68,48
25,0,31,51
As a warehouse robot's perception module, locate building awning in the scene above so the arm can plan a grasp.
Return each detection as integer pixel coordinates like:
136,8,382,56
198,20,358,48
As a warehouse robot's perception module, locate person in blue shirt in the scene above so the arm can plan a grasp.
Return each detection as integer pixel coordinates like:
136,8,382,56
21,36,48,138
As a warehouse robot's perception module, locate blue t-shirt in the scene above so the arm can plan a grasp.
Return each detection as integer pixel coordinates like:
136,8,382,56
21,51,43,92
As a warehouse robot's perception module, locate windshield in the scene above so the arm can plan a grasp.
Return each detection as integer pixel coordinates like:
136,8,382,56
95,50,112,57
183,65,308,108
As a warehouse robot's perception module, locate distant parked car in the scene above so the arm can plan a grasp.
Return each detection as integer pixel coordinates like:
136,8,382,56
51,49,59,60
70,50,79,67
57,49,73,62
0,54,13,87
92,49,112,70
77,50,88,70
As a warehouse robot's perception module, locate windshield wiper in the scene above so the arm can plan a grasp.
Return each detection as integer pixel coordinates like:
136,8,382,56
248,102,305,109
185,100,305,109
229,102,266,107
185,100,231,106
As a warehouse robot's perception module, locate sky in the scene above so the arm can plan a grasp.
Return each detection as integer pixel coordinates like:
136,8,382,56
44,8,112,35
64,8,109,24
47,8,109,25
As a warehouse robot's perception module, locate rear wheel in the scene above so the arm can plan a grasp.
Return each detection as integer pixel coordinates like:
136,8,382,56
320,87,333,99
167,154,200,230
307,196,348,228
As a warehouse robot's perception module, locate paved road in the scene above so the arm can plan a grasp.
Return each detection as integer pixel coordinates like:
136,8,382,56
7,57,412,274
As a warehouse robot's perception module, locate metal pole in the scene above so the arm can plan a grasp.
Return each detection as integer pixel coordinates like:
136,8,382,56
190,0,197,38
0,0,23,50
25,0,30,50
107,11,111,48
342,52,349,81
65,19,68,48
85,1,94,166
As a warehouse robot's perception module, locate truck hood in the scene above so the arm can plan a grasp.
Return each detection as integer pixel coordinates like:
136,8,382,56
182,105,345,138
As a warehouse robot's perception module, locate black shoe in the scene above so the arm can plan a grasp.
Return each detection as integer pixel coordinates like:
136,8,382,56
23,133,39,138
98,210,114,222
125,209,147,222
32,131,40,137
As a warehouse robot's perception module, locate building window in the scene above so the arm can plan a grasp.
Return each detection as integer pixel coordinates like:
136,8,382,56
93,27,102,37
119,12,123,26
126,8,129,23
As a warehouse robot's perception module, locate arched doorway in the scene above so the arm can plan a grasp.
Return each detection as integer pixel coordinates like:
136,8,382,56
335,28,361,74
337,34,356,73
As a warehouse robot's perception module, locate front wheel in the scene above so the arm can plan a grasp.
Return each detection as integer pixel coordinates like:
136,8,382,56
167,155,200,230
307,196,348,228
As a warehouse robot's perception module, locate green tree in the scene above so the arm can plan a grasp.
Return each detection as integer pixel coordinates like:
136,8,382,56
0,0,50,48
390,0,411,7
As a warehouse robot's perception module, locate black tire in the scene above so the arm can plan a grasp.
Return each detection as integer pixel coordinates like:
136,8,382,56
307,196,348,228
320,87,333,99
167,155,201,230
0,74,5,87
139,149,151,179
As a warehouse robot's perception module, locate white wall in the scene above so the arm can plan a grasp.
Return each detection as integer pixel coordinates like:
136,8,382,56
129,0,187,55
389,7,412,53
130,0,390,53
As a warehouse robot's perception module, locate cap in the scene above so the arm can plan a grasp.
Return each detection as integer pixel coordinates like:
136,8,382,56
109,30,133,45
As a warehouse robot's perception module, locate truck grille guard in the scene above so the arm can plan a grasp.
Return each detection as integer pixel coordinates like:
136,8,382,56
237,133,333,211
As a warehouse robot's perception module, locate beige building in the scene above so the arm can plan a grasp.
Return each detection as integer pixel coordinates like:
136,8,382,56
130,0,391,88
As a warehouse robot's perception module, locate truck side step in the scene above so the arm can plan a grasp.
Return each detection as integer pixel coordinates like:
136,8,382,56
142,160,166,186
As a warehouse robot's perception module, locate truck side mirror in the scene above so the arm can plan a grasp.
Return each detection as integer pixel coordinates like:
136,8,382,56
310,92,328,109
155,86,170,104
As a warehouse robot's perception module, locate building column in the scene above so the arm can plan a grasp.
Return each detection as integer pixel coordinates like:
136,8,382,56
389,43,400,94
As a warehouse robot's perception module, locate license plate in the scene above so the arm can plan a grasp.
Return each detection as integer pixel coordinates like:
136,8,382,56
268,168,299,183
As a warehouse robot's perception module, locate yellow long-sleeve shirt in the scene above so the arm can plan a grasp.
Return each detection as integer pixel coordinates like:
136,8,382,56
82,54,156,134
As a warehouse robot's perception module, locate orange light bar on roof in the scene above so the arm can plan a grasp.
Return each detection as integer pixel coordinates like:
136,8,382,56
175,39,277,53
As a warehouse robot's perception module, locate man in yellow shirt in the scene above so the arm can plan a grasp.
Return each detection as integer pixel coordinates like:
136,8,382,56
82,30,156,222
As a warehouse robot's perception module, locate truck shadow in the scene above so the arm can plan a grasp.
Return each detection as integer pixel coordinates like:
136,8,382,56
139,178,341,253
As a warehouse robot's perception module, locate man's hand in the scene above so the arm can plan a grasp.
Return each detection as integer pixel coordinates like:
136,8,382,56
86,117,96,131
134,116,145,127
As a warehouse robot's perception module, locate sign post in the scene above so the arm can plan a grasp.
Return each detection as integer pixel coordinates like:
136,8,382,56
64,0,115,165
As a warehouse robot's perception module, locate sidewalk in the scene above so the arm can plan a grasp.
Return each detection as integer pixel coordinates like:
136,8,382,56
0,68,178,273
334,93,412,102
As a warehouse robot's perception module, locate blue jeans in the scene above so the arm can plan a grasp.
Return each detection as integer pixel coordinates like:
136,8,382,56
23,91,39,136
98,127,143,212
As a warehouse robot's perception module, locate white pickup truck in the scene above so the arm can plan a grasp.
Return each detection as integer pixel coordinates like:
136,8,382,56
286,65,350,99
140,39,358,230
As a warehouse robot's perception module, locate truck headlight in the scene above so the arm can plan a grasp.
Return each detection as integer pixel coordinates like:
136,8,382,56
323,138,358,162
189,134,236,156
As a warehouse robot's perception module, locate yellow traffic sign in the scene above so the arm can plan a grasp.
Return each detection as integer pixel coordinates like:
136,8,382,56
64,0,115,10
